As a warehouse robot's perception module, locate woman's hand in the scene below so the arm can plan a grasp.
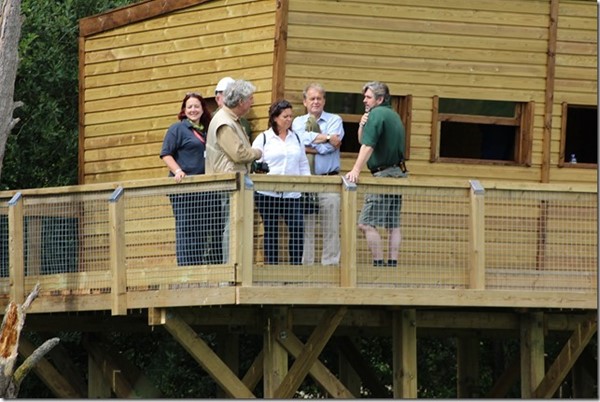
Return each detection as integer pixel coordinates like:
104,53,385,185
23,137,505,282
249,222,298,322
174,168,186,183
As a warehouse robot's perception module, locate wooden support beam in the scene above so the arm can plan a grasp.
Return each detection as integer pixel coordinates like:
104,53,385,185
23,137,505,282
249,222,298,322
8,193,24,304
274,307,347,398
108,187,126,315
340,179,357,287
486,357,520,398
162,311,255,398
83,336,161,398
335,336,390,398
18,337,82,398
271,0,289,102
338,342,361,397
520,312,545,397
533,317,597,398
263,307,289,397
242,349,263,392
278,331,354,398
37,332,87,397
468,180,485,289
88,351,111,398
239,174,255,286
541,0,559,183
457,333,480,397
393,309,417,398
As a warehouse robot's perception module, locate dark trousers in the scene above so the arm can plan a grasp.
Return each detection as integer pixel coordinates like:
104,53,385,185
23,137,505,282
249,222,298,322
169,192,223,266
255,193,304,265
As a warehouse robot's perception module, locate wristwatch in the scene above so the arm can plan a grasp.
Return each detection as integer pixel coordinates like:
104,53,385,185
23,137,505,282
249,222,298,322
326,134,331,142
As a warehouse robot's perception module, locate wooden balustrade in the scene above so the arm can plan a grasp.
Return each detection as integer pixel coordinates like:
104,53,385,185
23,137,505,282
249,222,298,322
0,174,595,314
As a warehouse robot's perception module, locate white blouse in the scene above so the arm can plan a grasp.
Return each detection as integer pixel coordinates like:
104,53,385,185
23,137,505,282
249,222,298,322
252,127,311,198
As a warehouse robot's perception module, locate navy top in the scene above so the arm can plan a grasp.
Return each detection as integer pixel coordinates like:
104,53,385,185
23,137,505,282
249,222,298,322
160,119,206,176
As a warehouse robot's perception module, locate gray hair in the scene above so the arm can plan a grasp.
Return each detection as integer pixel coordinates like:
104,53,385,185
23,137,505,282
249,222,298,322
362,81,390,103
223,79,256,108
302,82,326,99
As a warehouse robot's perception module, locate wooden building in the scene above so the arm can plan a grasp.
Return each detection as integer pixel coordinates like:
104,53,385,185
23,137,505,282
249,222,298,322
3,0,596,398
78,0,597,185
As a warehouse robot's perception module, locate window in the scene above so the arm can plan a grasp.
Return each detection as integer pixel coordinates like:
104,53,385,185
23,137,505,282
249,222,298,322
431,97,533,165
559,103,597,167
325,92,412,158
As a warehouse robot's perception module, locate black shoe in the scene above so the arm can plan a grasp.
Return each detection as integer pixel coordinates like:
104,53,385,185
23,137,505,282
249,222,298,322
387,260,397,267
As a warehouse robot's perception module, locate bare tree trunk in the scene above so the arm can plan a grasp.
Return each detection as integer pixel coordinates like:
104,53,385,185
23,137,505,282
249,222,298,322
0,284,59,398
0,0,24,181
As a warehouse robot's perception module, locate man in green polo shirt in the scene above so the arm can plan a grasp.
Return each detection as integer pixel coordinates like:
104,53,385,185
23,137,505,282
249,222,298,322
345,81,407,267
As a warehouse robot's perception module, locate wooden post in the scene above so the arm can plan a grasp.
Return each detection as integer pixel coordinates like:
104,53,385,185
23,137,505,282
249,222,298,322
468,180,485,289
520,312,545,398
340,177,357,287
393,309,417,398
108,187,126,316
239,174,254,287
88,353,111,398
263,307,289,398
8,192,24,304
541,0,559,183
338,349,361,397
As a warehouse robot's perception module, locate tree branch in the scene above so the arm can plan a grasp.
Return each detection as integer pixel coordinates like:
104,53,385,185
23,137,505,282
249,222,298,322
13,338,60,385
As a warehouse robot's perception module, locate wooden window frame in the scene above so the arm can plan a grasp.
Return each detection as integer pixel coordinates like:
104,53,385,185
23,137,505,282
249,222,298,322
430,96,533,166
558,102,597,168
336,94,412,159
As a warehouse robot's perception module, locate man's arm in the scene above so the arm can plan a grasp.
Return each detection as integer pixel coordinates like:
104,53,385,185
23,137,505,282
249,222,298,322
218,125,261,163
345,144,374,183
311,114,344,153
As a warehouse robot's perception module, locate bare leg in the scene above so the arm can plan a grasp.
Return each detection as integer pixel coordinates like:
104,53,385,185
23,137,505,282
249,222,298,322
387,227,401,261
359,223,384,260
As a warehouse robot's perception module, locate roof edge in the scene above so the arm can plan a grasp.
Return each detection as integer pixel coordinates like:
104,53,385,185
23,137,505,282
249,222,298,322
79,0,213,37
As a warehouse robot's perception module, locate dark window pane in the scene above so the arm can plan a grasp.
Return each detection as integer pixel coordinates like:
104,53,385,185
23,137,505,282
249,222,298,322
326,93,364,114
565,106,597,164
340,122,360,153
440,122,515,161
439,99,516,118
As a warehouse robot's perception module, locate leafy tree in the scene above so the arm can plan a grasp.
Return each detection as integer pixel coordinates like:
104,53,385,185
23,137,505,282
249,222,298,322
2,0,136,190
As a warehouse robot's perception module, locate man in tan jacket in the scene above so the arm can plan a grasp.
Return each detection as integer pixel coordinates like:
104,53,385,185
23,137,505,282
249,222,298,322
207,79,261,174
206,79,262,263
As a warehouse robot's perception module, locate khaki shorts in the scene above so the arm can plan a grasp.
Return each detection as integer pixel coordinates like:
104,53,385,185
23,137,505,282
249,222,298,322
358,166,406,229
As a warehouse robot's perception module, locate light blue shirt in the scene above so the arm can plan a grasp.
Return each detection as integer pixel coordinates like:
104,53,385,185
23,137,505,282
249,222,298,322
292,111,344,175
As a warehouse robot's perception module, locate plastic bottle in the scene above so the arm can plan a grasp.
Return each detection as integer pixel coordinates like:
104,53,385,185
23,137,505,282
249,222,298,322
570,154,577,164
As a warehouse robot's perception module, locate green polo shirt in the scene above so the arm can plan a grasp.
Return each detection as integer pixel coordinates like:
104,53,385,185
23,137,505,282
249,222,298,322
361,101,405,172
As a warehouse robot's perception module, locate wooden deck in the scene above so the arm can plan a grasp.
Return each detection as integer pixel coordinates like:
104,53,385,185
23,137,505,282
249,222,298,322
1,173,596,314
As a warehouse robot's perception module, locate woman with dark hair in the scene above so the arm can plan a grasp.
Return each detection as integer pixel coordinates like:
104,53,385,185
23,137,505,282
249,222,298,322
160,92,222,266
252,100,311,265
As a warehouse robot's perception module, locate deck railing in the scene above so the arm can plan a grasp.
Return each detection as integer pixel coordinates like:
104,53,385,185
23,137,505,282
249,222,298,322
1,173,596,314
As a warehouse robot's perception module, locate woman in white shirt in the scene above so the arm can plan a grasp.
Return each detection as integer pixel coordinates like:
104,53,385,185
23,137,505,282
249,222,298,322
252,100,311,265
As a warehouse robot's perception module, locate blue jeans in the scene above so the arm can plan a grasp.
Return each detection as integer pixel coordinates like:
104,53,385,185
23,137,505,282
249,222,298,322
169,192,223,266
255,193,304,265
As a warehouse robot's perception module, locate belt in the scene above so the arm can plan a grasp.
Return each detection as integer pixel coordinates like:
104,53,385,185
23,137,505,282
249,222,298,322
319,171,339,176
370,164,399,174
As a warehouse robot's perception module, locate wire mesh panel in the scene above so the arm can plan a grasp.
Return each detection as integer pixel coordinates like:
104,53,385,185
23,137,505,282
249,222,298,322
22,192,111,294
124,182,235,290
356,184,470,289
0,199,10,296
486,189,597,291
251,176,342,287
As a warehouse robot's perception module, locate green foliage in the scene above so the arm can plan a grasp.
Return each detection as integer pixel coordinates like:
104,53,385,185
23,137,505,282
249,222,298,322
3,0,136,190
